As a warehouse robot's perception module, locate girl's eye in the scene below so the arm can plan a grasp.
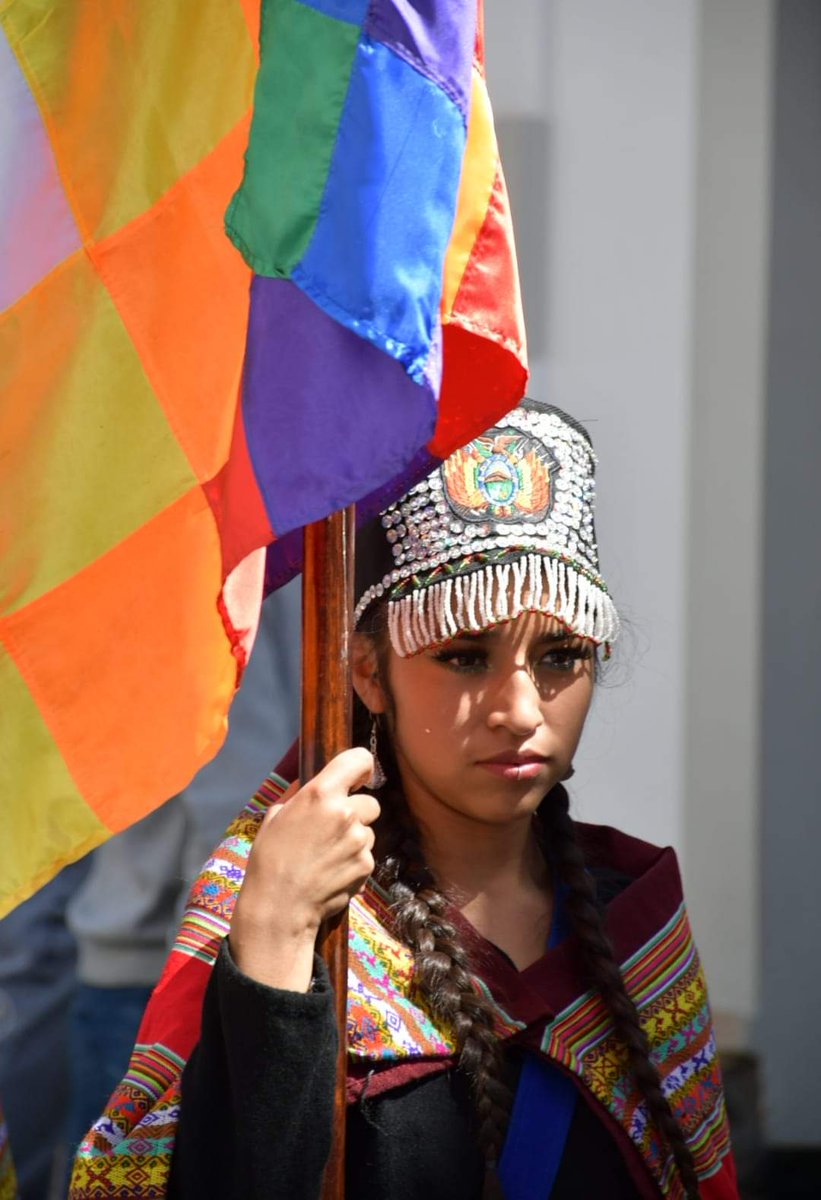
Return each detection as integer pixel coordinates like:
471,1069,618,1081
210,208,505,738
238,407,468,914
431,648,488,672
538,645,593,672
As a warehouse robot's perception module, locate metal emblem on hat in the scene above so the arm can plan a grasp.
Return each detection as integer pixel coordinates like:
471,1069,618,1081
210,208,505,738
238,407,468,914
441,428,558,524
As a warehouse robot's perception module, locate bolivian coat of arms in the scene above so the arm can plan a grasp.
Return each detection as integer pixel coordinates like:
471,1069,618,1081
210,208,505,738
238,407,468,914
441,428,557,524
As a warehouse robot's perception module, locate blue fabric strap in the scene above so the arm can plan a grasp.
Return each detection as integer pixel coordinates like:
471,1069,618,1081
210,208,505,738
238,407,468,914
497,886,577,1198
498,1055,577,1199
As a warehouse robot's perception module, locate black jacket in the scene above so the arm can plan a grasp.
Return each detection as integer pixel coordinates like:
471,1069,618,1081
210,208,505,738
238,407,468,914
169,940,640,1200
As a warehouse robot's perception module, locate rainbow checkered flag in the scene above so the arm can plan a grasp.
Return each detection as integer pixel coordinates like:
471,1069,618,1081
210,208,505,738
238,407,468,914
0,0,527,916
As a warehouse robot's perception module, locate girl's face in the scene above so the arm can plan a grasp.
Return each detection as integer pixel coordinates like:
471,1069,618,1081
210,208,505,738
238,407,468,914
357,611,595,833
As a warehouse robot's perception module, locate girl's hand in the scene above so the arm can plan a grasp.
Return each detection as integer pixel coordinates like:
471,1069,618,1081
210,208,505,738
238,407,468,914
229,747,380,991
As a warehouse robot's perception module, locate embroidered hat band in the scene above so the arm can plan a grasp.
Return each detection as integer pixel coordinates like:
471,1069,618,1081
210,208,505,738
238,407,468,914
354,399,620,656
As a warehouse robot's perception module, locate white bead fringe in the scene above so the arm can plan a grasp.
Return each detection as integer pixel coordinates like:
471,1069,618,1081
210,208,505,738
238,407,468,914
387,557,620,657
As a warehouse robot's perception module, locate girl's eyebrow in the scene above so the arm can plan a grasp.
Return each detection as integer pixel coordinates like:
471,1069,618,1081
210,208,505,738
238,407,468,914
447,627,574,646
531,631,578,647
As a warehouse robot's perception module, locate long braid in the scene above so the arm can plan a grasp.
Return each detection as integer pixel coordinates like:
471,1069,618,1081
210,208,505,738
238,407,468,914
353,679,511,1185
373,780,512,1182
538,787,702,1200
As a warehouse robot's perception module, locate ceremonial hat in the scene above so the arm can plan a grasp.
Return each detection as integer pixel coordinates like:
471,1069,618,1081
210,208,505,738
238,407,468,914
354,399,619,655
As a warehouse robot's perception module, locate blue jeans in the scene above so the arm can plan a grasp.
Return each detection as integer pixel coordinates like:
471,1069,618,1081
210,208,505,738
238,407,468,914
65,983,153,1157
0,865,151,1200
0,860,88,1200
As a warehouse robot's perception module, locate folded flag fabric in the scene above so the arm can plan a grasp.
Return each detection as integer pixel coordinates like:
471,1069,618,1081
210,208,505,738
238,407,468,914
0,0,527,917
219,0,529,587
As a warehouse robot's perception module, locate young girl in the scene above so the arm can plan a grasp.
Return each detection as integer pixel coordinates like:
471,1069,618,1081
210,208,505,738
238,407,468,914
71,401,738,1200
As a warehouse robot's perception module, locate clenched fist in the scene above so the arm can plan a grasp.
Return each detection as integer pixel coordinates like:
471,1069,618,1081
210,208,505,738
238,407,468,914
229,747,381,992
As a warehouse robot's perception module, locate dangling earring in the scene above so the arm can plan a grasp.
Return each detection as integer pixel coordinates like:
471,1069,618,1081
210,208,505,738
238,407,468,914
369,715,387,789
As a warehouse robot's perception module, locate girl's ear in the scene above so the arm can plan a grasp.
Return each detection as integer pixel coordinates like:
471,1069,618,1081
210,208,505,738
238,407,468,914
350,632,387,715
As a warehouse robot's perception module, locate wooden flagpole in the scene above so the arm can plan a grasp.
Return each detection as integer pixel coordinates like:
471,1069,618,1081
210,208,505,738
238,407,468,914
301,504,356,1200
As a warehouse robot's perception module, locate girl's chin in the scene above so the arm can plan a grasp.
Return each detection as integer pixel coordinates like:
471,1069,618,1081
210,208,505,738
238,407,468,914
463,781,553,824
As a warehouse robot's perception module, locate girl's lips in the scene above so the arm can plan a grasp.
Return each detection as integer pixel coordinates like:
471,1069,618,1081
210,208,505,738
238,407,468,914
478,759,547,781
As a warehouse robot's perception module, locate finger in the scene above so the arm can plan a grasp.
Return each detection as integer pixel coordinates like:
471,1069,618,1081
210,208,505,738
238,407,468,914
310,746,374,797
347,791,381,827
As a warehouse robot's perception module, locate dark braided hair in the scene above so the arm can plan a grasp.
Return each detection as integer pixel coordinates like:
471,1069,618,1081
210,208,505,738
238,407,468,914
536,790,701,1199
359,707,512,1194
353,611,700,1198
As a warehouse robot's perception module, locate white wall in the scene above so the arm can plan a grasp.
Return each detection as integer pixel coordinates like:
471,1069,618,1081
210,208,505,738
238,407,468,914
486,0,699,850
684,0,772,1050
759,0,821,1145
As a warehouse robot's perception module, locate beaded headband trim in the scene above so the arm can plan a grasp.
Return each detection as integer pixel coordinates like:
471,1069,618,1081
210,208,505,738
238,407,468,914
354,401,620,656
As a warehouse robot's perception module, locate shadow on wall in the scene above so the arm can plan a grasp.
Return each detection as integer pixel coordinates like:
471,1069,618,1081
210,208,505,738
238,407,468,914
723,1053,821,1199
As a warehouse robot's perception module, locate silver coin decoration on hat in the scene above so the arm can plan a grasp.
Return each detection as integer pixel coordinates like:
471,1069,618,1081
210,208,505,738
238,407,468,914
354,401,620,656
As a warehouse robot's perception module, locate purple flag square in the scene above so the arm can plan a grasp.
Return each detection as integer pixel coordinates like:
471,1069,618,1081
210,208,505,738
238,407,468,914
365,0,476,120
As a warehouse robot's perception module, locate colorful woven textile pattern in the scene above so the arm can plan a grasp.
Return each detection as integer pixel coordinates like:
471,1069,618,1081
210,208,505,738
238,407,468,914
0,0,527,916
68,778,285,1197
543,906,733,1199
70,772,467,1196
70,775,736,1199
348,881,525,1060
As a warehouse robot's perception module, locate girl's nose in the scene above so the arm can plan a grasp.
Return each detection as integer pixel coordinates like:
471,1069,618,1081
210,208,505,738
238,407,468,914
486,667,543,737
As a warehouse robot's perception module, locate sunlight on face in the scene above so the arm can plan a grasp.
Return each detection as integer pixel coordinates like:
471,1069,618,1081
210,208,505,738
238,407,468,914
381,611,595,834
